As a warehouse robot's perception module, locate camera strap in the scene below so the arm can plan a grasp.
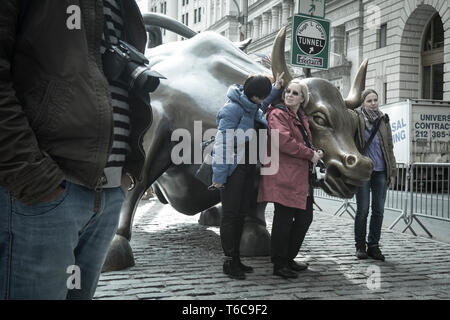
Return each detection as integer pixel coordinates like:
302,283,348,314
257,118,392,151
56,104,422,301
361,116,383,155
296,116,313,150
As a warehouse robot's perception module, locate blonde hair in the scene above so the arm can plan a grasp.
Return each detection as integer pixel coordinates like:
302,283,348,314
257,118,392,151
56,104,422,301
281,79,304,104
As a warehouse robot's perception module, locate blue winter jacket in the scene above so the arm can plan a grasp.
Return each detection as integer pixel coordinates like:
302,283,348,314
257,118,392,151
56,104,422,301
212,85,281,184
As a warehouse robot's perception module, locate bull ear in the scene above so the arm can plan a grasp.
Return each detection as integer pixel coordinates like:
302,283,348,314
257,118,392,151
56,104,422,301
233,38,252,51
272,26,293,88
345,59,368,110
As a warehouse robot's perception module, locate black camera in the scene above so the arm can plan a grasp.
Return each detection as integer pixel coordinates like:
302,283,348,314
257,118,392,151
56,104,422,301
102,40,165,101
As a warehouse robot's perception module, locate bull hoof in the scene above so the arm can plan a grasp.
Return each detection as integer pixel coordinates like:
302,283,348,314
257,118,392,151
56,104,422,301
198,206,221,226
102,234,135,272
240,222,270,256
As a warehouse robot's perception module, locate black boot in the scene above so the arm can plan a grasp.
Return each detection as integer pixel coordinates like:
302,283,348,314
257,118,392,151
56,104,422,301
273,266,298,279
288,260,308,271
355,244,368,259
367,246,385,261
237,257,254,273
223,258,246,280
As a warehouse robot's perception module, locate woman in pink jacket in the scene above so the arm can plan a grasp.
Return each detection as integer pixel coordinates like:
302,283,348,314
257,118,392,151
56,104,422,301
258,79,323,279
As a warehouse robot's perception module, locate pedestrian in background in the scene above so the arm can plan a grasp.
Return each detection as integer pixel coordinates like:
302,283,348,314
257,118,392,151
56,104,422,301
211,73,283,280
258,79,323,279
352,89,396,261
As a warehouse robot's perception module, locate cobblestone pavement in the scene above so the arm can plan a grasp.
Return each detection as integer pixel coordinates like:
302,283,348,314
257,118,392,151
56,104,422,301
94,198,450,300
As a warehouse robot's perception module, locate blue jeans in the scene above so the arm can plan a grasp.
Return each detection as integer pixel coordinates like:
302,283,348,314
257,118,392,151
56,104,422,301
0,181,124,300
355,171,388,249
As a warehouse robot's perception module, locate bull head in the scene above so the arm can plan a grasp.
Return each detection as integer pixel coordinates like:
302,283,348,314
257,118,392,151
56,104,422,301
271,27,373,198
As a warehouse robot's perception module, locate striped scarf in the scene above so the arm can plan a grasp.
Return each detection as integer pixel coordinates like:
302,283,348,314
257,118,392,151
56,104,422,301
101,0,131,187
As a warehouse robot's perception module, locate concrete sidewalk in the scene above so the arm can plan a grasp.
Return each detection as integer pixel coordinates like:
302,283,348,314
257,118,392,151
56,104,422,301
94,198,450,300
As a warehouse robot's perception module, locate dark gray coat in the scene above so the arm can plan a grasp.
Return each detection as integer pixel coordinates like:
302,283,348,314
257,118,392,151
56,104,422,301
351,107,397,182
0,0,150,204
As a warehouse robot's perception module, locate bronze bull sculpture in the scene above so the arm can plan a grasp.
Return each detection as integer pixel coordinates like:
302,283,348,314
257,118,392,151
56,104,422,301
102,22,373,272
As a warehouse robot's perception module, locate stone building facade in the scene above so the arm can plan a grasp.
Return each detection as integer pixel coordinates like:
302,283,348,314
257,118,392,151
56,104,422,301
146,0,207,42
143,0,450,102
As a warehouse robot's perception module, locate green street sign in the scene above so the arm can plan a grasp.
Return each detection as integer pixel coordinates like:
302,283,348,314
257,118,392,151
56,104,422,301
298,0,326,18
291,14,330,70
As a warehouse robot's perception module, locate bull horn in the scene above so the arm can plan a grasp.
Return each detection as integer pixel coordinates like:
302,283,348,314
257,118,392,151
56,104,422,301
345,59,369,109
142,13,197,39
271,26,293,87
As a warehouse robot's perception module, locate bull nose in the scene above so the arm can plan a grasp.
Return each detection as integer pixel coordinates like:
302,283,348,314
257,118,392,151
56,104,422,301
341,153,373,178
344,154,358,168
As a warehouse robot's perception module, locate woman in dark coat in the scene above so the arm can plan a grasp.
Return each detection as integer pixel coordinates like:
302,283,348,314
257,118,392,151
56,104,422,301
258,79,323,279
352,89,396,261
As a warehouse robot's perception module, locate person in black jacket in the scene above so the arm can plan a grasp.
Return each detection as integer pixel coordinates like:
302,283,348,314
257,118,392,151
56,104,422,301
0,0,157,299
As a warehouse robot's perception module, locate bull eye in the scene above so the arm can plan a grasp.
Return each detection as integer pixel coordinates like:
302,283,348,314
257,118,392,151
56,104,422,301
312,113,329,127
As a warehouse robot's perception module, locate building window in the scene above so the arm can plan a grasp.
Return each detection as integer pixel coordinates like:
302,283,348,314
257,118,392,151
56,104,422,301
422,14,444,100
194,9,197,24
423,14,444,51
164,2,167,14
383,82,388,104
182,0,185,6
182,13,189,26
378,23,387,48
198,7,201,22
345,31,350,56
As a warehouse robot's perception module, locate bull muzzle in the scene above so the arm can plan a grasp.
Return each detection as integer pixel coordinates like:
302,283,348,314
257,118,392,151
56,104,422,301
322,154,373,198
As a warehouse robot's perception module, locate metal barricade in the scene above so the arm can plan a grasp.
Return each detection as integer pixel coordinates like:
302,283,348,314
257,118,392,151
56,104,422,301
313,186,357,219
397,162,450,237
387,163,420,236
313,163,409,220
314,163,450,238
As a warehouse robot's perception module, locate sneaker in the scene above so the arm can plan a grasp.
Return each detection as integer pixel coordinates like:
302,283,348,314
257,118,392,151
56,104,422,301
288,260,308,271
223,259,246,280
355,247,368,259
367,246,385,261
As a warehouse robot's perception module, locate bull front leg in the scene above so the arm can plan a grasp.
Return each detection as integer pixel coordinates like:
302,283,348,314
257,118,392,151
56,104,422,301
102,116,172,272
198,173,271,257
240,179,270,256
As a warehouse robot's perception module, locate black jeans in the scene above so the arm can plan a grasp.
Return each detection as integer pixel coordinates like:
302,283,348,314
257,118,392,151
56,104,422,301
271,198,313,270
219,163,257,258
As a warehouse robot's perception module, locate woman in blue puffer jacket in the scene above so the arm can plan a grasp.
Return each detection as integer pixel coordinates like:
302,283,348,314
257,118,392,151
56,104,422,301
211,73,283,280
